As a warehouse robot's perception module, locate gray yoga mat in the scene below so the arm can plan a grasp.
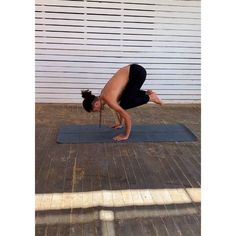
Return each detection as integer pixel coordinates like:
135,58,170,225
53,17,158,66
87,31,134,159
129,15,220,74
56,124,197,144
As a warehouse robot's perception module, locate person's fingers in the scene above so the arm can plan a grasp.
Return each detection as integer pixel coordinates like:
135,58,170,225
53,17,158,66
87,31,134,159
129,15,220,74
113,136,121,141
111,124,123,129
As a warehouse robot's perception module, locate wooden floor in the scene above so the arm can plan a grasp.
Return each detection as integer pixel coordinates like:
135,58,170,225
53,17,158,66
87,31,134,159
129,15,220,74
36,103,201,236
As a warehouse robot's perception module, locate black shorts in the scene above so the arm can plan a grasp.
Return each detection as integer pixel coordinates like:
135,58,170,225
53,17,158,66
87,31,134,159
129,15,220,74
119,64,149,110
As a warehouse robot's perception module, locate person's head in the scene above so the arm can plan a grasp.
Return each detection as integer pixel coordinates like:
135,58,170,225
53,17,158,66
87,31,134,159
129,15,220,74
81,90,102,112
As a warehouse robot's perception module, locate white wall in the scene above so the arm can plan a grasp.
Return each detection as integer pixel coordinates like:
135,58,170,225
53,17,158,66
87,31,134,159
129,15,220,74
35,0,201,103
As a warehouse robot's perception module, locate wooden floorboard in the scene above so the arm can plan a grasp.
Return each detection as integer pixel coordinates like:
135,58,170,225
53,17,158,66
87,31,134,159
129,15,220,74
36,103,201,236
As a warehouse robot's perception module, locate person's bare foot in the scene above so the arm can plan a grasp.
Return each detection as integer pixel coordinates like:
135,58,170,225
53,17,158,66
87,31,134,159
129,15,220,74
149,91,163,105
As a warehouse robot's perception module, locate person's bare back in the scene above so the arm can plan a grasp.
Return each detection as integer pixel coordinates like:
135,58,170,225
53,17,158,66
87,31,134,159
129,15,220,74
101,65,130,103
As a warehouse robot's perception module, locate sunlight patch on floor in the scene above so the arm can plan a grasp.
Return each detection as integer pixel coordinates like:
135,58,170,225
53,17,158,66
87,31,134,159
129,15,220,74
36,188,201,211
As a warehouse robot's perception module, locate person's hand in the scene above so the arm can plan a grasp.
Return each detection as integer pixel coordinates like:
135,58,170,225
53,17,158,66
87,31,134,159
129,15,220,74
111,123,123,129
113,134,129,141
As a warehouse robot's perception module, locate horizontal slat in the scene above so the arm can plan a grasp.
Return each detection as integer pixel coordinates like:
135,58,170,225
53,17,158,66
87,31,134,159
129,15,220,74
36,17,200,27
35,49,200,59
36,12,200,25
36,43,201,53
35,37,201,47
36,0,201,8
35,18,201,31
35,24,201,37
36,61,201,69
158,94,200,99
86,0,201,7
35,39,200,48
35,30,200,42
35,54,200,64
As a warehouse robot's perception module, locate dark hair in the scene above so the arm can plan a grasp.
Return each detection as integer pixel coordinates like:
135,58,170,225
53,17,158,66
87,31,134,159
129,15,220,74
81,90,96,112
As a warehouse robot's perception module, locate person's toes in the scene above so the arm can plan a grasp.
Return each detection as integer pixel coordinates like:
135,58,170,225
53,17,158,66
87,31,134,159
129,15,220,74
146,89,153,95
150,92,162,105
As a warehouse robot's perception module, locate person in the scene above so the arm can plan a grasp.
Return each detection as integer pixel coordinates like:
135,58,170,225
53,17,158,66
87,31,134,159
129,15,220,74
81,64,162,141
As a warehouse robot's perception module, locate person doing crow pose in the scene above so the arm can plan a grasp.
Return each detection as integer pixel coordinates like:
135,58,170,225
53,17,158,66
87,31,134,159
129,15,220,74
81,64,162,141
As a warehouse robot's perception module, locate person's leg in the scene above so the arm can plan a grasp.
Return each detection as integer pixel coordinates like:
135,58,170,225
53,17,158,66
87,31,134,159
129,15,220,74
120,90,149,109
120,64,149,109
125,64,147,95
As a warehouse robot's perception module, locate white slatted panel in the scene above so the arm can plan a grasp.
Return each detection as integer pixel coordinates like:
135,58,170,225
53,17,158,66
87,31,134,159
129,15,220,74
35,0,201,103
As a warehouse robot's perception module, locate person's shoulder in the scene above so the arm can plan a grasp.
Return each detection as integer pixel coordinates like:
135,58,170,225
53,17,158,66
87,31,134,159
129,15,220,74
100,94,108,103
100,94,111,102
101,95,120,108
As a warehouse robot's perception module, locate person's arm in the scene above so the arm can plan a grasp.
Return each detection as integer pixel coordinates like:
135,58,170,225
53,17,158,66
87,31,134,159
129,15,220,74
112,111,124,129
102,96,131,141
